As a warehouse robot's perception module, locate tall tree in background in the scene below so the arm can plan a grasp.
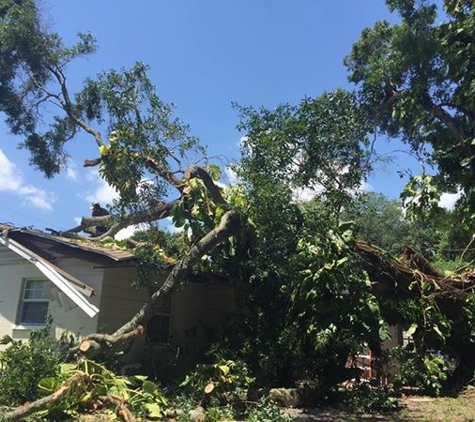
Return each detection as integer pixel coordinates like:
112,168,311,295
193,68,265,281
346,0,475,217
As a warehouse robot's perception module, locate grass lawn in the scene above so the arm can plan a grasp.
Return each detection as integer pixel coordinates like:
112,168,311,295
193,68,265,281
285,387,475,422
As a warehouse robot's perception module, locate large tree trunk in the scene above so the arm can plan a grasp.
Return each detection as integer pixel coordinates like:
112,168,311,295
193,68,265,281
73,210,240,355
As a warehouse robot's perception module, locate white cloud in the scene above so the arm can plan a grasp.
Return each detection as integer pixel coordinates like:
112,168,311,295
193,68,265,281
162,217,183,233
439,191,461,210
292,185,324,202
0,149,21,191
84,177,119,206
357,180,374,193
65,161,79,181
17,185,56,211
115,224,147,240
0,149,56,211
291,179,372,203
224,166,238,185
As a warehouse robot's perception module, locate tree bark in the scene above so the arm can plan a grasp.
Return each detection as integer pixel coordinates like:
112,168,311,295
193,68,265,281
0,373,88,422
67,210,239,358
184,165,226,205
62,199,179,240
113,209,240,337
68,325,145,359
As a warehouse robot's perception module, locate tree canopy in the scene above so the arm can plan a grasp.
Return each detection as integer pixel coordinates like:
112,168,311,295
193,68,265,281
345,0,475,216
3,0,475,419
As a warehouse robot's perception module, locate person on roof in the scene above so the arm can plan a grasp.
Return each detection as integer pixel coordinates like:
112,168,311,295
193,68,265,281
91,202,110,235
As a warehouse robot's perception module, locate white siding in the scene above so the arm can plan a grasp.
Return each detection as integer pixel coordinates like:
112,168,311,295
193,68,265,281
0,250,103,346
0,252,45,343
98,266,149,333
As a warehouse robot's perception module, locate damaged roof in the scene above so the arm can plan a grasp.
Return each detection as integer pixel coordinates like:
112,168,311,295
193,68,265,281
0,225,136,264
0,225,138,318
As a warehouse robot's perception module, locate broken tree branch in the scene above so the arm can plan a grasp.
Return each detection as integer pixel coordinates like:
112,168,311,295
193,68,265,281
184,165,226,205
104,210,238,341
355,241,475,306
68,325,145,360
62,199,179,240
0,373,88,422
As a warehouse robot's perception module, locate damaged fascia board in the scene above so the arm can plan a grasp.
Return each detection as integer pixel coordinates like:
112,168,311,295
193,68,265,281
0,236,99,318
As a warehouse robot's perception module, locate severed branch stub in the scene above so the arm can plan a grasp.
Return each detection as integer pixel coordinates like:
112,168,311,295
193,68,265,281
68,325,145,360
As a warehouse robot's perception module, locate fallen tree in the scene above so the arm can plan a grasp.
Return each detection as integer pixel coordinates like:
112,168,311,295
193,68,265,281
355,241,475,392
2,3,475,419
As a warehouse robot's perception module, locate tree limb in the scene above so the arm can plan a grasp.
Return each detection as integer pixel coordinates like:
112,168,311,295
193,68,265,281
0,373,88,422
62,199,179,240
68,325,144,360
184,165,226,205
112,210,239,338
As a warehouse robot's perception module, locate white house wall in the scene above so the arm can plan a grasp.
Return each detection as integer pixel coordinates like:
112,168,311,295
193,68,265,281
0,249,45,345
98,266,149,333
0,249,104,347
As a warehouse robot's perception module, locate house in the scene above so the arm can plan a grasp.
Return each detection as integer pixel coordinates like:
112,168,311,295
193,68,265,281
0,225,234,374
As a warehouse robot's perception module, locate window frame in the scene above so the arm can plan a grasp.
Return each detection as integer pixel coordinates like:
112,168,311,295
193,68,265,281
17,278,50,327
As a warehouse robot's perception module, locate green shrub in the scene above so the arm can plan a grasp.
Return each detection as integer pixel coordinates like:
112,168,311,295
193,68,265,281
391,346,448,396
331,384,399,414
245,397,294,422
180,359,254,404
0,328,63,406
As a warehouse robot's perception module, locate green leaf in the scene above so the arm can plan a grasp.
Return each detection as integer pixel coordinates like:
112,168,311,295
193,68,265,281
144,402,164,418
206,164,222,181
38,377,59,393
142,380,158,394
0,334,13,345
179,375,191,387
433,324,445,341
218,364,230,376
406,323,418,337
461,156,473,167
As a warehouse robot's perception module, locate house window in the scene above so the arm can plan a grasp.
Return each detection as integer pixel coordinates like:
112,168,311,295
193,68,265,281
18,279,49,325
146,295,172,344
146,314,170,343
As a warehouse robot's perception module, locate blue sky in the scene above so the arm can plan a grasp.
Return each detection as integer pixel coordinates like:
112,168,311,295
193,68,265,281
1,0,436,233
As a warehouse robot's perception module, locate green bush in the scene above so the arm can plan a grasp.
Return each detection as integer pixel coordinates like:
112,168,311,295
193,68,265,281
391,346,448,396
245,397,294,422
331,384,399,414
0,328,63,406
179,359,254,404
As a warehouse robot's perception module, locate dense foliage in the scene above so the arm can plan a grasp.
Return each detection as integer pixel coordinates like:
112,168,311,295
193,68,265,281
345,0,475,217
0,328,63,406
2,0,475,419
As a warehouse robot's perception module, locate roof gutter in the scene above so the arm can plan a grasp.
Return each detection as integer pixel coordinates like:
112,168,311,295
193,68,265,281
0,236,99,318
